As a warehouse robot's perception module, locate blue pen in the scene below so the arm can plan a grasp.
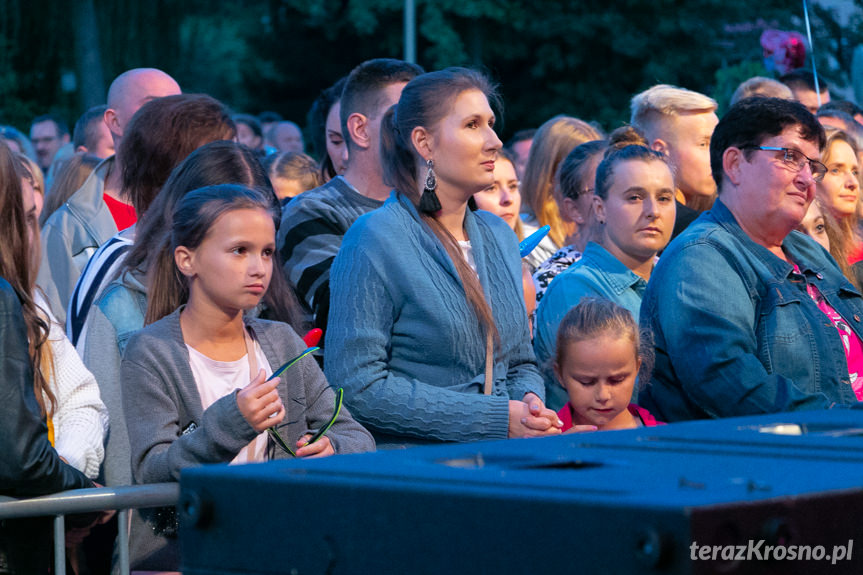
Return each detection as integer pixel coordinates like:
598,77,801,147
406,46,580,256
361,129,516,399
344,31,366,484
519,225,550,258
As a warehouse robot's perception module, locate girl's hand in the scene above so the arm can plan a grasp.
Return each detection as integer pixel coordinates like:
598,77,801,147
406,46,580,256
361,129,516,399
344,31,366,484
295,434,335,458
507,399,562,438
237,369,284,432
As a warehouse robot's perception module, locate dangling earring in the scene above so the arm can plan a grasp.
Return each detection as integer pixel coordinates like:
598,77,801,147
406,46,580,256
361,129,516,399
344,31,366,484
419,159,442,213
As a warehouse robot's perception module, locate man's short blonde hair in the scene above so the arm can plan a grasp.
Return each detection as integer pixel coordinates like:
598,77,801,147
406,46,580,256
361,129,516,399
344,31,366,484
730,77,794,107
630,84,718,139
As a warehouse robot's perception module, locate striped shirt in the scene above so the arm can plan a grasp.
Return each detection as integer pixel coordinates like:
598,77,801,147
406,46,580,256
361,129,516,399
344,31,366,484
66,227,135,349
277,176,383,332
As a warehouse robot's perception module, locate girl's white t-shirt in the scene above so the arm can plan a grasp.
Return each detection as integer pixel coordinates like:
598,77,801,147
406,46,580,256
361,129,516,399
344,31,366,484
187,336,272,464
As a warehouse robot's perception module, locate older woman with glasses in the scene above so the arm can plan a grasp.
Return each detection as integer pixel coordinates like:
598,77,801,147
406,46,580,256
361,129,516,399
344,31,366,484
641,96,863,422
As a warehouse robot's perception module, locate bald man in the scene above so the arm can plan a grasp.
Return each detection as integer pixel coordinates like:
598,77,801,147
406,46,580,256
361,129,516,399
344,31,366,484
38,68,180,323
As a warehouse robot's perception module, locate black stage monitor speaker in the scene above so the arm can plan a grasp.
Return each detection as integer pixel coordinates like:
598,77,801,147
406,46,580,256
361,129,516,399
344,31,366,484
179,408,863,574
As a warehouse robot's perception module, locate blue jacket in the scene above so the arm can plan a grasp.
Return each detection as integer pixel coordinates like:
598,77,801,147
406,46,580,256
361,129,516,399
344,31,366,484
640,198,863,421
534,241,647,410
325,193,544,447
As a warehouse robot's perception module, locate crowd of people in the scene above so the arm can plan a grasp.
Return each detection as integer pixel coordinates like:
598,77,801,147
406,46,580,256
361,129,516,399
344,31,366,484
1,57,862,573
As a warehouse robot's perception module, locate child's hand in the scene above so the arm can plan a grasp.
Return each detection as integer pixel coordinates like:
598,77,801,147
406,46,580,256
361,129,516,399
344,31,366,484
237,369,284,432
564,425,599,434
295,434,334,458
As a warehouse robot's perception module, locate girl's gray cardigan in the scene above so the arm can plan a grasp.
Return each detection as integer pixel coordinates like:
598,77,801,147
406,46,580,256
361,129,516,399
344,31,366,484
121,307,375,485
121,307,375,571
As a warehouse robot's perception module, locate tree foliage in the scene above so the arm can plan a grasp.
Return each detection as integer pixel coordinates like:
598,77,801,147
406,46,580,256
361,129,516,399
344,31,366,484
0,0,858,143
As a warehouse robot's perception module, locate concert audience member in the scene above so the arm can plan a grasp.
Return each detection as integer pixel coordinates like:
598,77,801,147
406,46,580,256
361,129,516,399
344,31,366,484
30,114,70,172
630,84,718,236
472,149,524,239
268,120,304,153
326,68,567,447
121,184,372,571
506,128,535,178
554,298,661,431
13,154,109,479
80,141,286,491
641,97,863,421
38,68,181,324
0,125,35,158
306,76,348,181
0,141,95,573
17,154,45,218
520,116,602,270
729,76,793,107
820,100,863,126
814,129,862,264
278,58,423,333
67,94,235,350
40,153,101,226
233,113,265,152
533,137,613,305
781,68,830,114
535,143,675,410
265,151,323,203
72,105,115,159
258,110,283,138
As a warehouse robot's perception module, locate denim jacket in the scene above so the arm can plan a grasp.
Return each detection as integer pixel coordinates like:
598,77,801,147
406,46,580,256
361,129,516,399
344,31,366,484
534,241,647,410
640,198,863,422
80,270,147,486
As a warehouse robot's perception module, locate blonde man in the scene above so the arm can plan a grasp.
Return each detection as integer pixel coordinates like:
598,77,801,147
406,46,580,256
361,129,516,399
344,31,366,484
631,84,719,237
730,76,794,106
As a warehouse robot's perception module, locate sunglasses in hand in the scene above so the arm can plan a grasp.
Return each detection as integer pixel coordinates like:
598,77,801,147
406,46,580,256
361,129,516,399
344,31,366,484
268,387,344,457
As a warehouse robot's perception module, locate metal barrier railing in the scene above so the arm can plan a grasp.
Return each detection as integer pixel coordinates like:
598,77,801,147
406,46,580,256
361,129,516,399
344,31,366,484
0,483,179,575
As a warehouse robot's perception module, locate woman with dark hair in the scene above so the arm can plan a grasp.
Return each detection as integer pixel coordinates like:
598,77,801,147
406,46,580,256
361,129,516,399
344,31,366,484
306,76,348,181
0,141,95,573
325,68,568,447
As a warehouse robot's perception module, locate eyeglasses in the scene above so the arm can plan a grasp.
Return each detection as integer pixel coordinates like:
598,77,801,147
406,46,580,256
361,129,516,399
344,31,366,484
267,387,344,457
746,146,827,182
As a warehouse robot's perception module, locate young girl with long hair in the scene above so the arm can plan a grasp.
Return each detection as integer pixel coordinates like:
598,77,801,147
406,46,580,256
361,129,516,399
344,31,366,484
121,184,373,571
325,68,568,447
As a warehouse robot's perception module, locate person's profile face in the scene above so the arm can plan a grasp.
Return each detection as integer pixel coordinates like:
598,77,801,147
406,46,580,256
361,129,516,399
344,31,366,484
667,111,718,200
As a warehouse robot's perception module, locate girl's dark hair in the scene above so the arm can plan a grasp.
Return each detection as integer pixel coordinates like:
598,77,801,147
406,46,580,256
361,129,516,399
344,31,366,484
554,297,654,391
0,143,54,415
595,144,673,201
380,67,502,347
307,76,347,181
120,94,236,216
41,152,101,226
143,165,302,330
